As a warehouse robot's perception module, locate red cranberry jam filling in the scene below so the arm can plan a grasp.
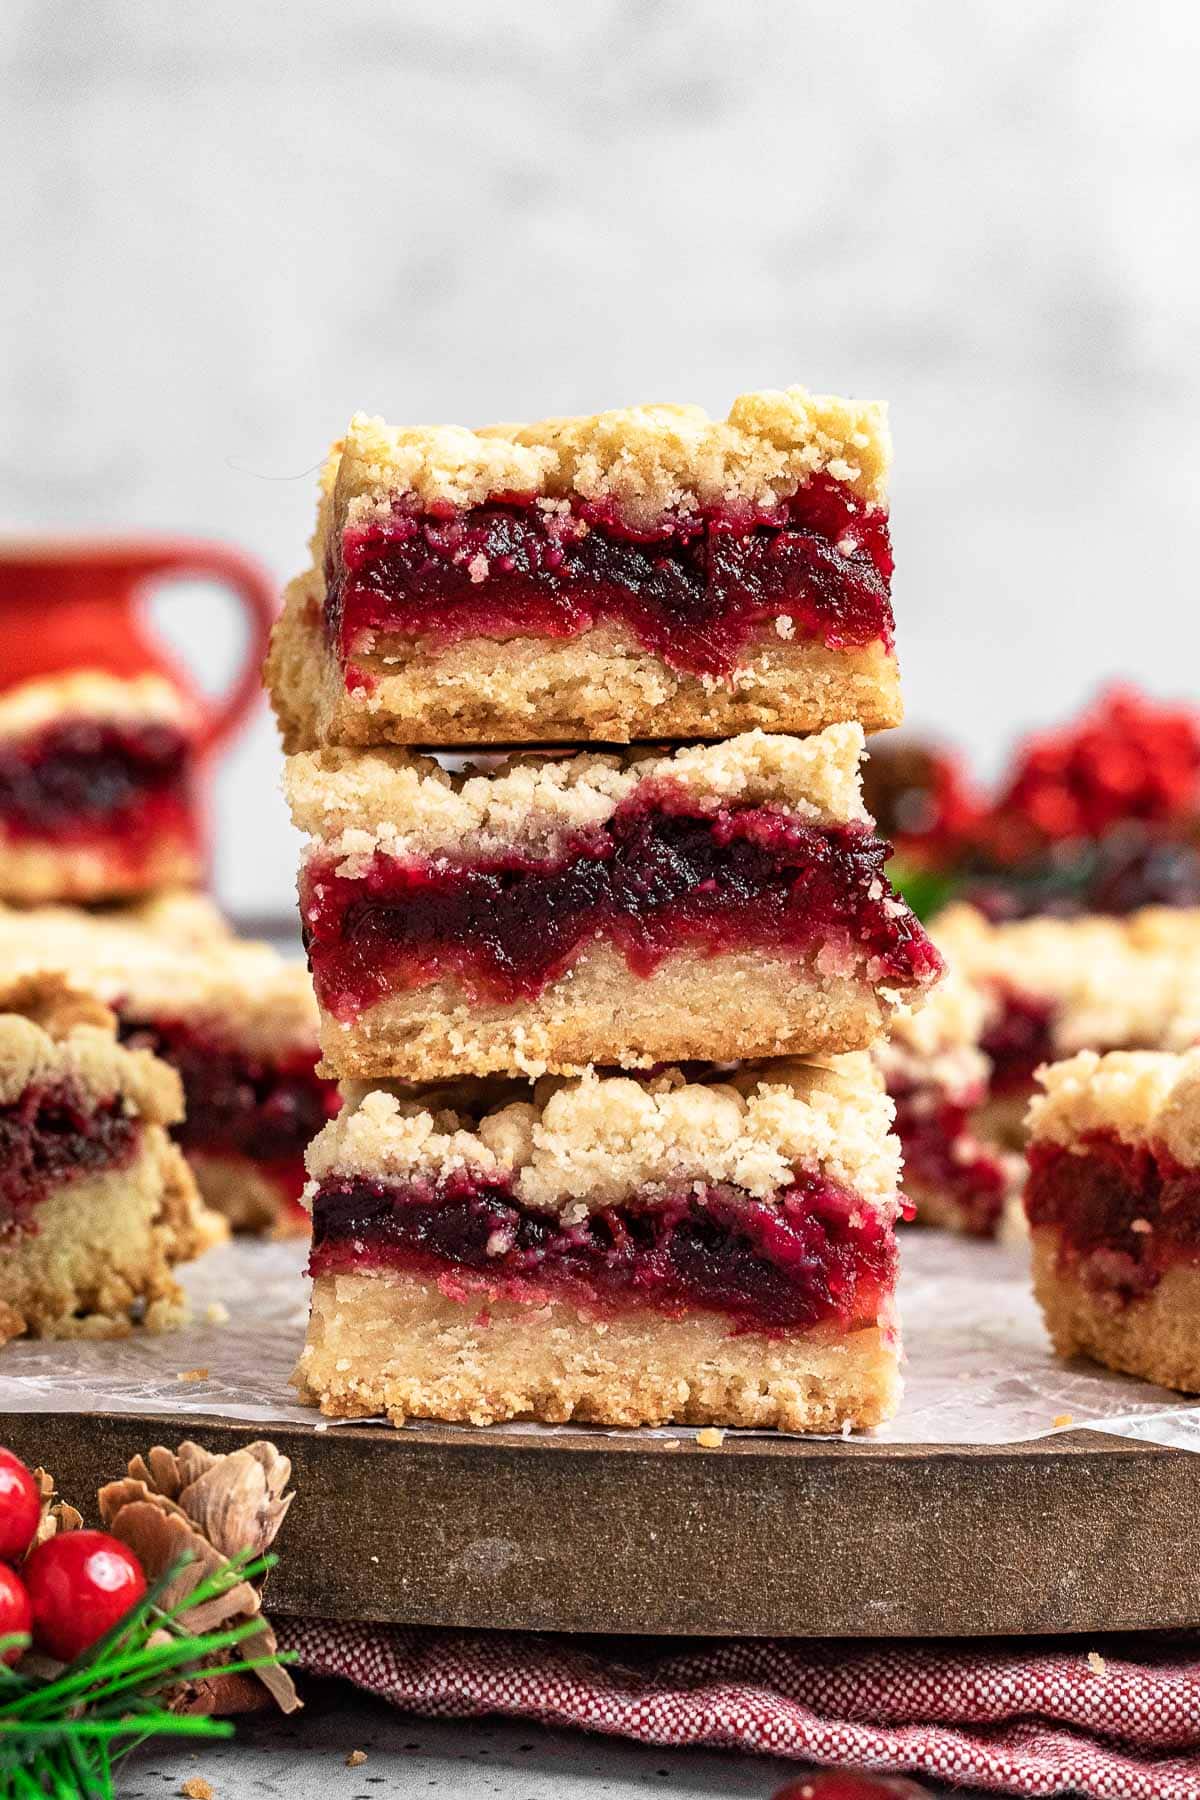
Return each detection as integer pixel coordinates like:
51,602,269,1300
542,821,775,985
117,1019,338,1202
0,718,195,849
1027,1133,1200,1303
979,988,1056,1097
301,786,942,1016
0,1083,140,1232
309,1168,896,1335
328,475,894,684
889,1079,1008,1236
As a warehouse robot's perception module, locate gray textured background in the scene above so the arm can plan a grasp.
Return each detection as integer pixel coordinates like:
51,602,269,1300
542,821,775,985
4,1,1199,913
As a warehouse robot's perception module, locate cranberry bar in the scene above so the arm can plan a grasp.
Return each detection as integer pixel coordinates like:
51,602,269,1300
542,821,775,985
874,969,1015,1236
0,904,338,1234
295,1056,903,1430
0,974,224,1342
930,904,1190,1151
1026,1047,1200,1391
0,673,202,905
288,724,943,1080
266,389,901,749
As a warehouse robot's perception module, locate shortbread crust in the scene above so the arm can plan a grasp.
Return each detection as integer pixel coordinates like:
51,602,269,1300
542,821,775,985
311,945,918,1081
267,570,903,750
296,1270,900,1431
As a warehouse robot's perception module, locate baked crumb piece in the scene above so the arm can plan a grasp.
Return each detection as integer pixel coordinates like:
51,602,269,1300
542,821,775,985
1027,1043,1200,1391
1087,1651,1107,1675
345,1750,368,1768
0,974,225,1342
695,1428,726,1448
176,1367,210,1383
0,900,334,1235
180,1778,215,1799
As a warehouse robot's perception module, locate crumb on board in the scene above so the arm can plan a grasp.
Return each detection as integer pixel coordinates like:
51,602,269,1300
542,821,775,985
181,1779,214,1799
1052,1413,1074,1429
205,1301,231,1325
314,1420,329,1432
696,1428,726,1449
345,1750,368,1768
176,1368,210,1384
1087,1650,1107,1676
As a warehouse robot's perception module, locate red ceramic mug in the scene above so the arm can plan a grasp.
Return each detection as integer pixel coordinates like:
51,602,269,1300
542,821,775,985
0,535,276,757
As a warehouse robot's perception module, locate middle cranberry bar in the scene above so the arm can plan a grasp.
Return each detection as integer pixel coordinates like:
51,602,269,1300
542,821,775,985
287,723,942,1080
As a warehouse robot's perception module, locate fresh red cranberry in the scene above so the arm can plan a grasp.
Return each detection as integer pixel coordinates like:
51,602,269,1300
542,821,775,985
0,1449,41,1562
772,1776,929,1800
983,685,1200,863
862,737,981,863
25,1531,147,1662
0,1563,32,1665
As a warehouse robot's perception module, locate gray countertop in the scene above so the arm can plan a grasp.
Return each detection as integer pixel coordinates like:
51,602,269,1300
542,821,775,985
121,1688,811,1798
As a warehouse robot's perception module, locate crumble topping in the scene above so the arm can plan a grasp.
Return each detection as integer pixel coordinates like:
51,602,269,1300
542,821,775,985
316,387,890,553
1030,1047,1200,1167
0,973,182,1122
305,1054,900,1217
0,905,319,1059
0,671,197,741
285,723,869,862
932,903,1196,1056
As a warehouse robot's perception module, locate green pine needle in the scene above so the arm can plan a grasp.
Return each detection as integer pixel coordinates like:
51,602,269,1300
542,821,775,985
0,1551,296,1798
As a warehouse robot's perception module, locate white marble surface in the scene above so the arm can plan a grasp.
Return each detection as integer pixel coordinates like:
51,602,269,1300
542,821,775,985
3,2,1200,912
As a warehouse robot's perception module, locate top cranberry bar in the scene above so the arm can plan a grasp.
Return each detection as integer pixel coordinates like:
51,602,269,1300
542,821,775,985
267,387,901,748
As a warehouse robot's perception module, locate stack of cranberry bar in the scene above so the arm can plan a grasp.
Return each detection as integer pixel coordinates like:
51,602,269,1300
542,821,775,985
269,388,943,1432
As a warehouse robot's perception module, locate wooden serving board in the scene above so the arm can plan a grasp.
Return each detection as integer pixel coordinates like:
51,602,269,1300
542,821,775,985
6,1411,1196,1639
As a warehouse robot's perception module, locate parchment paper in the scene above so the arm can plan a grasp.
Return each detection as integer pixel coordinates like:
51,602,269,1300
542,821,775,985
1,1231,1199,1449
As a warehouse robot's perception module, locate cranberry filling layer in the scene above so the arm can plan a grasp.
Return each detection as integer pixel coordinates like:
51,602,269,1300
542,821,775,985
979,988,1056,1097
0,1083,140,1232
889,1079,1008,1235
309,1169,896,1334
302,787,941,1016
0,718,195,849
117,1018,338,1198
329,477,894,684
1027,1134,1200,1303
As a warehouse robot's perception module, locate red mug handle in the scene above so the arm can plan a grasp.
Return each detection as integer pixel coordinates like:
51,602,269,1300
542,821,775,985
134,539,277,757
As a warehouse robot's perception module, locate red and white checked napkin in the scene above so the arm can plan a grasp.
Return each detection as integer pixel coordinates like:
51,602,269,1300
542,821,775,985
278,1621,1200,1798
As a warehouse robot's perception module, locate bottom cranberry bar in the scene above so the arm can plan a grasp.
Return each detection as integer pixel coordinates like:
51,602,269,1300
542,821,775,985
1025,1047,1200,1391
294,1057,903,1431
0,975,225,1341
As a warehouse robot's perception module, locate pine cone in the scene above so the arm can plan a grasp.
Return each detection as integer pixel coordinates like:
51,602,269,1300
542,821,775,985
98,1440,299,1715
